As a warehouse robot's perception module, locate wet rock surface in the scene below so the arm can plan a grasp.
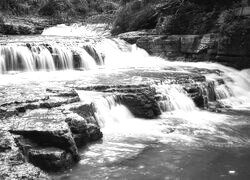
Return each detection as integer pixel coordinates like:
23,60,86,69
0,62,228,177
0,87,103,175
75,69,214,118
0,130,50,180
28,147,75,172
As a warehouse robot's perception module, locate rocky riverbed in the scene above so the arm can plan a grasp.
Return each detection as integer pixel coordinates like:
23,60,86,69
0,59,243,179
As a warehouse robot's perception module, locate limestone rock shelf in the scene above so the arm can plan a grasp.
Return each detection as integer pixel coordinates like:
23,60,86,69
119,32,250,69
0,88,103,178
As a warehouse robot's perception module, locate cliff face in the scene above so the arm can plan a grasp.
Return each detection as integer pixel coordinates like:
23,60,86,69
111,0,244,35
114,0,250,69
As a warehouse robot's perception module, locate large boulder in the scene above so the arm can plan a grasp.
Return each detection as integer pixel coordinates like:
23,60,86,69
9,109,79,161
63,103,103,147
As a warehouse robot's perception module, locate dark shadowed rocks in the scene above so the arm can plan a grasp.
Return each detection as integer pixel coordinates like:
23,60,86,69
119,32,250,69
117,88,162,119
0,130,50,180
28,147,75,172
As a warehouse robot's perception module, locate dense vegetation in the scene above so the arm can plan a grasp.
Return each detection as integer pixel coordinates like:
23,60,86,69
0,0,250,38
0,0,119,23
111,0,248,35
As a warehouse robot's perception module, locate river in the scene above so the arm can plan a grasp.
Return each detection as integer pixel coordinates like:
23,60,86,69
0,24,250,180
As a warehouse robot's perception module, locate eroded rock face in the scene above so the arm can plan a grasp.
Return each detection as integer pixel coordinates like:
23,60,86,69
117,87,162,119
63,104,103,147
120,32,250,69
0,87,80,119
0,87,103,174
28,147,75,172
0,131,50,180
9,109,79,161
76,73,209,119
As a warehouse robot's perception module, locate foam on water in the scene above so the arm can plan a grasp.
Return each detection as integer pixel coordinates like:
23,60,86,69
154,84,197,113
42,23,111,37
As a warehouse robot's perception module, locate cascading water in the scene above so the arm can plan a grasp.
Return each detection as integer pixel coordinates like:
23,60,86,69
2,24,250,180
154,84,197,112
31,45,56,70
0,43,101,73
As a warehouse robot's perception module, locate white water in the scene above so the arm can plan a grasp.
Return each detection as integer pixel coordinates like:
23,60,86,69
1,24,250,111
0,44,99,72
154,84,197,112
2,24,250,180
42,23,111,37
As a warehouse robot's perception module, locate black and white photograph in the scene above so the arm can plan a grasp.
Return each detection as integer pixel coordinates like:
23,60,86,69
0,0,250,179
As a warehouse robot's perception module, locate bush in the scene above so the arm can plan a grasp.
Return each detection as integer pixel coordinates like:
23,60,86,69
39,0,73,16
111,0,158,35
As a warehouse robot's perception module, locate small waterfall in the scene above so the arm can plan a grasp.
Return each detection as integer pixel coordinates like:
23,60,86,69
31,46,56,70
95,39,152,68
0,55,6,74
154,84,197,112
0,44,102,74
74,48,98,70
0,46,35,72
93,95,134,129
88,95,167,137
52,45,74,70
83,45,104,65
202,65,250,108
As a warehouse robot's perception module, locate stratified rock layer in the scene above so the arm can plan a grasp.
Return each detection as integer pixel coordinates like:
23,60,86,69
0,130,50,180
0,87,103,174
119,32,250,69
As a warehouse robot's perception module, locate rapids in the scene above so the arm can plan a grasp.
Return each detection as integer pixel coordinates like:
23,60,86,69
1,24,250,180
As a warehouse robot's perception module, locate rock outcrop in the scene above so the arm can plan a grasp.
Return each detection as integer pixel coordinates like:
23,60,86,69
119,32,250,69
75,68,216,118
0,130,50,180
0,87,103,174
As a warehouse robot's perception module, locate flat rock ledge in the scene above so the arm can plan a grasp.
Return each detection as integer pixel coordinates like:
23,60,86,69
0,130,50,180
0,88,103,177
75,69,222,119
118,31,250,70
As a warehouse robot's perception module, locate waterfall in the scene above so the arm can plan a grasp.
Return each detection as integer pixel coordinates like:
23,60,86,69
201,64,250,108
154,84,197,112
1,22,250,110
74,47,98,70
88,95,167,137
52,45,74,70
93,95,134,129
0,44,100,73
0,55,6,74
31,46,55,70
0,46,35,72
